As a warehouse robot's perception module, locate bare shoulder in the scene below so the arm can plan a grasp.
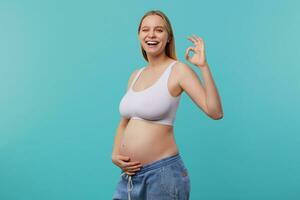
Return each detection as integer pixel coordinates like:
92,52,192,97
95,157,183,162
173,60,197,82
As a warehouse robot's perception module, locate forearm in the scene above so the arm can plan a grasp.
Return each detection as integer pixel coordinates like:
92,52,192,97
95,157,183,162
111,123,127,156
197,62,223,118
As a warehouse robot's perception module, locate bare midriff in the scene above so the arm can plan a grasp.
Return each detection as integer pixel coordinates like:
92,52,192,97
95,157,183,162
119,118,179,166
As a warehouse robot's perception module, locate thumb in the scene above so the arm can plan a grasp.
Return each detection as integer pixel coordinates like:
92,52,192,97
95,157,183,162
119,155,130,161
185,47,194,60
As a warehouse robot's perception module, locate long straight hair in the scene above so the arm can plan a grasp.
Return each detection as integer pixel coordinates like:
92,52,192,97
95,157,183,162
137,10,177,62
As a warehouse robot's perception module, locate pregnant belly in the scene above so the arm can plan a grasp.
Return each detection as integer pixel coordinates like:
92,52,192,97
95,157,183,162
119,119,178,165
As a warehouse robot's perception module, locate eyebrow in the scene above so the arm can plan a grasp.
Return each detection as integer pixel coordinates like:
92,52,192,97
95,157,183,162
141,26,165,29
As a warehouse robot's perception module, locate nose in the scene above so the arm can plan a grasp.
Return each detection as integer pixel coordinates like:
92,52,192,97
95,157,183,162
148,30,156,38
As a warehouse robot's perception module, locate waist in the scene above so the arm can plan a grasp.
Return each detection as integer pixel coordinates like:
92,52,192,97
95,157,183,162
121,153,182,176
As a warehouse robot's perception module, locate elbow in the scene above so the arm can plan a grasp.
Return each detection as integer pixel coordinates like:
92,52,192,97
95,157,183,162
209,112,224,120
204,105,224,120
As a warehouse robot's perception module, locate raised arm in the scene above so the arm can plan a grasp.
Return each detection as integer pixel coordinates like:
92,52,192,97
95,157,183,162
179,34,223,120
177,62,223,120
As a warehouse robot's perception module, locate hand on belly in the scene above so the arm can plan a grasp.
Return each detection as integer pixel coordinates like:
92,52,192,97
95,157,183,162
112,154,143,176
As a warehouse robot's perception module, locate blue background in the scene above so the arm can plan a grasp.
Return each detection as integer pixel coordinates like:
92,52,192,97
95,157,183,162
1,0,299,199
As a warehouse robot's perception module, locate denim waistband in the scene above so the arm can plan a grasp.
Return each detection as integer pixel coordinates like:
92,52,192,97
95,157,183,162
134,153,181,176
120,153,181,177
119,153,181,200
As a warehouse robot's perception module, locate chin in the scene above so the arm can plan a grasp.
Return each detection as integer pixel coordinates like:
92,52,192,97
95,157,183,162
145,51,162,57
144,48,164,56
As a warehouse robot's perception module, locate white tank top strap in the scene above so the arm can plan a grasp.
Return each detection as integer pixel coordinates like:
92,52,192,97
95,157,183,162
161,60,178,81
130,67,145,89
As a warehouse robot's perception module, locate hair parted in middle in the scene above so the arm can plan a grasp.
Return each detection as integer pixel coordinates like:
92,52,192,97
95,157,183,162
137,10,177,61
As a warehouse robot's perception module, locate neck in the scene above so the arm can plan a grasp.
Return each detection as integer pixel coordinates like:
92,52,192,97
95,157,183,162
146,52,171,68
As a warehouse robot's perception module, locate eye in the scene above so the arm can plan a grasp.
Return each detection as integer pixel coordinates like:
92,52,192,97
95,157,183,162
156,29,163,32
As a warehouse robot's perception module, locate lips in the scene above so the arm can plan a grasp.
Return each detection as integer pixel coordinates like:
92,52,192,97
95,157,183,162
146,41,160,48
146,41,159,44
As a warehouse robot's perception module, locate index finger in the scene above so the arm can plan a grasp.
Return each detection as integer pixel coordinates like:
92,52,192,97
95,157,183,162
187,36,197,44
123,161,142,167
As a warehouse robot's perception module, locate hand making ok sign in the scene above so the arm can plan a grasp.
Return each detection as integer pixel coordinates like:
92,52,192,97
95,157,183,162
185,34,207,68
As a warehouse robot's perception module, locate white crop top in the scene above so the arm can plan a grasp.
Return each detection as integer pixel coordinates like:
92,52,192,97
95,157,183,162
119,60,181,126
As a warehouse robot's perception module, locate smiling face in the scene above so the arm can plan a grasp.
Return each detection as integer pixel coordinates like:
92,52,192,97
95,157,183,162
138,14,170,58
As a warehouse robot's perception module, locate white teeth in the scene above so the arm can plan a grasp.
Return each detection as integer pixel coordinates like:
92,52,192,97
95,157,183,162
147,41,159,45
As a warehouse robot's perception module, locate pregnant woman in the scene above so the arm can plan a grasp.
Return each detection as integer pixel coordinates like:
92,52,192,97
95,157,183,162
111,10,223,200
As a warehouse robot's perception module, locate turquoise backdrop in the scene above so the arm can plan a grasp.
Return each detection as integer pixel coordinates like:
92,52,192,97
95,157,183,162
1,0,299,199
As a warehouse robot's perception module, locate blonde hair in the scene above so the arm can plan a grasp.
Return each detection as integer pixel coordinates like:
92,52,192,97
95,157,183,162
137,10,177,61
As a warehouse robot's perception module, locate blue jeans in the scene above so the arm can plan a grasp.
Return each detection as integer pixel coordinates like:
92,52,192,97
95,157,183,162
112,153,190,200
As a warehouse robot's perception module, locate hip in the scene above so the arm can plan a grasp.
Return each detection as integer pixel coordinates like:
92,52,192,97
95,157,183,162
113,153,191,200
